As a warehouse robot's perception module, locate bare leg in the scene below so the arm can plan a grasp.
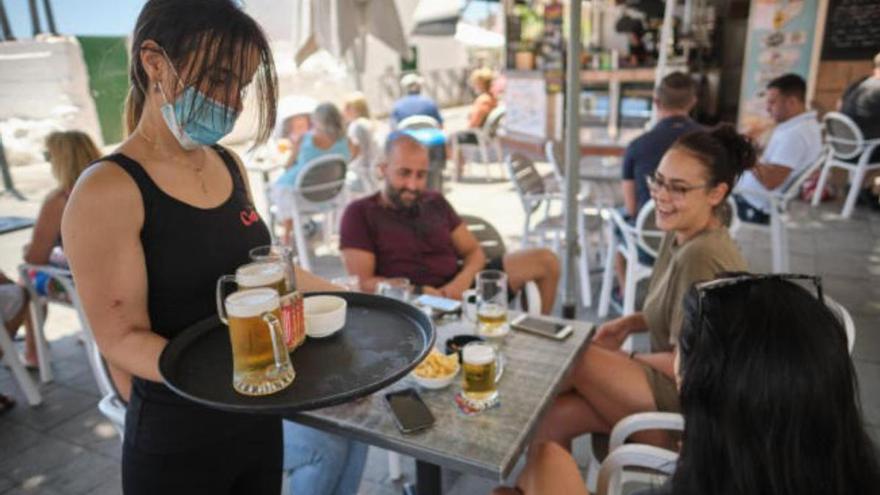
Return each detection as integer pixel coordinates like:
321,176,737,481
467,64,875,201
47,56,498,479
529,344,664,455
5,289,37,366
529,392,610,451
614,252,626,295
569,344,669,445
502,249,560,314
516,442,590,495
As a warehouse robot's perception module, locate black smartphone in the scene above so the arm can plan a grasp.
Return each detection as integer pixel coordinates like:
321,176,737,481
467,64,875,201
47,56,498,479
511,314,573,340
384,388,435,433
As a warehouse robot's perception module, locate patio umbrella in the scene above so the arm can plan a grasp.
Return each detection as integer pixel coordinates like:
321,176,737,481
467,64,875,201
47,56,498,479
294,0,409,90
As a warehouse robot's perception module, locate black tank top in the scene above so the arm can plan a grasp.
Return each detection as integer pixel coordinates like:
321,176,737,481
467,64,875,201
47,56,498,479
105,146,277,453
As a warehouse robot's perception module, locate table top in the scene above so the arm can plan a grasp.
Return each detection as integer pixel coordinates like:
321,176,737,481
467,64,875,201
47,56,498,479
289,314,593,481
0,216,35,235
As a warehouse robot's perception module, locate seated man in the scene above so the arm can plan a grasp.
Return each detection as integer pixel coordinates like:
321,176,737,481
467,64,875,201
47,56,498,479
839,51,880,206
340,131,560,314
735,73,822,224
390,74,444,129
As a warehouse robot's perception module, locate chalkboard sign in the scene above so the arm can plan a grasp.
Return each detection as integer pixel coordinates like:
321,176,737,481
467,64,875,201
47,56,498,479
821,0,880,60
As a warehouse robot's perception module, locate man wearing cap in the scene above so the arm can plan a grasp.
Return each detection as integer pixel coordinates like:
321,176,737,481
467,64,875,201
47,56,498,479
340,131,560,314
390,73,444,129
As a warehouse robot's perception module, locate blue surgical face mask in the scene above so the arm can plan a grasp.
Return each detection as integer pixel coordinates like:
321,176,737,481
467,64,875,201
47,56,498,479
157,58,240,150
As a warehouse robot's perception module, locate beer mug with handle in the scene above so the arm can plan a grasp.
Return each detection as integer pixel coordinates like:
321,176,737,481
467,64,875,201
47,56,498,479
249,244,306,351
218,287,295,396
461,341,503,406
462,270,509,338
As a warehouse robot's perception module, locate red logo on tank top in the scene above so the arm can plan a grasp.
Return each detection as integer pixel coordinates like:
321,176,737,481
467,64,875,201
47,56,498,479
240,208,259,227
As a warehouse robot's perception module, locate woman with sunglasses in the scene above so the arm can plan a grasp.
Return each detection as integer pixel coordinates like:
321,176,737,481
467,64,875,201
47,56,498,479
498,274,880,494
62,1,337,493
529,124,752,454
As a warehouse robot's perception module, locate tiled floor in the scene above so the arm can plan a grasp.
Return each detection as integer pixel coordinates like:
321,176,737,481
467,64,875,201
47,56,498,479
1,111,878,493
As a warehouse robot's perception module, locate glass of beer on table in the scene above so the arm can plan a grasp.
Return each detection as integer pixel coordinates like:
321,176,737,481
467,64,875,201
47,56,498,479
461,341,501,406
474,270,508,338
249,244,306,351
218,287,295,396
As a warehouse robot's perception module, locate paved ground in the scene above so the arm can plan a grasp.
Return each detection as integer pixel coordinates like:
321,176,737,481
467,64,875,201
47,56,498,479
1,106,878,494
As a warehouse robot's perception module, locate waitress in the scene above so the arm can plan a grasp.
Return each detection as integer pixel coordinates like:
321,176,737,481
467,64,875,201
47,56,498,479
62,1,335,493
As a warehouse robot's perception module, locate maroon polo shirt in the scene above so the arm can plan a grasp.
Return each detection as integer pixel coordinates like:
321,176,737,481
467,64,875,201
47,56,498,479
339,191,462,287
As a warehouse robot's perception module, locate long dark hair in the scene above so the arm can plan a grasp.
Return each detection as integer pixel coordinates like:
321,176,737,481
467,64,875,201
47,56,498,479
673,277,880,494
124,0,277,144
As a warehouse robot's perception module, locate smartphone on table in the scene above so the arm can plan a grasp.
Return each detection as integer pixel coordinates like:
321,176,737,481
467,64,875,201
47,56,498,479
384,388,435,433
414,294,462,314
510,315,573,340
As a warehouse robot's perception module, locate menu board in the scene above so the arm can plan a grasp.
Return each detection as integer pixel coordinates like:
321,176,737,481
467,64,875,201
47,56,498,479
737,0,820,140
504,76,548,139
821,0,880,60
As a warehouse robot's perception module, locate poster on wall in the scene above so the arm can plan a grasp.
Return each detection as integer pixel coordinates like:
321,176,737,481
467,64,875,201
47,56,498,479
504,76,547,139
737,0,820,141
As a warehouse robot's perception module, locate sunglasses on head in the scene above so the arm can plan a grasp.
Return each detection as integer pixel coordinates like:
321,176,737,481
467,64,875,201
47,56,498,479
694,272,824,324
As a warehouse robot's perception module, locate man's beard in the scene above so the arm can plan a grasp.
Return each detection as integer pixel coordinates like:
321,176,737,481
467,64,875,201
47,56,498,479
386,185,422,213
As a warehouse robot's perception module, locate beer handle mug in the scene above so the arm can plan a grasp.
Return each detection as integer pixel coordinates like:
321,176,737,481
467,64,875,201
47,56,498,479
461,341,503,406
224,288,295,396
216,274,238,324
475,270,509,338
250,244,305,351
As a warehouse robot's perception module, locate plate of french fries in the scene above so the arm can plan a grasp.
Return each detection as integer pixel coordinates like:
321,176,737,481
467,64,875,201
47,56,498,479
410,348,460,389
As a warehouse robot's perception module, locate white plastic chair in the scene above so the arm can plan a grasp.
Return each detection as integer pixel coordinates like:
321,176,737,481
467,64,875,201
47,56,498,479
274,154,348,271
0,307,41,406
811,112,880,219
452,106,506,180
396,114,441,131
735,148,827,273
597,201,662,319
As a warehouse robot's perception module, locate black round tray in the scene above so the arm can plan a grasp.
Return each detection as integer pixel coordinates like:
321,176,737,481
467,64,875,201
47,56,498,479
159,291,435,415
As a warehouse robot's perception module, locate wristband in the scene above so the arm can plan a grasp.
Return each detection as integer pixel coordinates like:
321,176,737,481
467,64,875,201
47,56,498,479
413,284,424,295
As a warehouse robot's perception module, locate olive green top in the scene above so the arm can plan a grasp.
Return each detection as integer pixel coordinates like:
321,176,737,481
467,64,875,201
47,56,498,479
642,227,747,352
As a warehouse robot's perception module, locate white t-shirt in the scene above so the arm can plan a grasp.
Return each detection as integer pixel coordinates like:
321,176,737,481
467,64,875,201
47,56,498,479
738,110,822,212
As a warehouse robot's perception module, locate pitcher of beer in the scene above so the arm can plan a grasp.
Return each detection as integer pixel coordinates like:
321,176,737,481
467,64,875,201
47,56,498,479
462,270,509,338
250,244,306,351
218,288,295,396
461,341,503,406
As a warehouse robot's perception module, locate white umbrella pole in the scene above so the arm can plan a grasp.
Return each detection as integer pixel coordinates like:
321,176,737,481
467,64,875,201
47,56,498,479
562,0,583,318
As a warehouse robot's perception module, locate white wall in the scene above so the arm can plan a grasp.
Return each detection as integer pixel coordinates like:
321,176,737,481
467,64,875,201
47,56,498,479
0,36,103,166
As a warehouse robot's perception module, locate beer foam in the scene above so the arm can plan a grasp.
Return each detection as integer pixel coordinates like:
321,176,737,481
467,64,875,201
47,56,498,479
236,262,284,287
462,344,495,365
225,288,279,318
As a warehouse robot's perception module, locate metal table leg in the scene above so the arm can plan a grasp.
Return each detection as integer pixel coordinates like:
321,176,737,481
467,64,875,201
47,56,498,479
415,460,441,495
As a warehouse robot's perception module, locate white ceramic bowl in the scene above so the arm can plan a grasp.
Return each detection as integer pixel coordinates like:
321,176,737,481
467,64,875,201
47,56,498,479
411,359,460,390
304,295,347,338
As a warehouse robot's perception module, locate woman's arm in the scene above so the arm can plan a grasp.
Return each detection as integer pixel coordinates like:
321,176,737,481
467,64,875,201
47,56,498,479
23,190,66,265
592,312,648,350
633,351,675,379
62,163,167,387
